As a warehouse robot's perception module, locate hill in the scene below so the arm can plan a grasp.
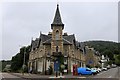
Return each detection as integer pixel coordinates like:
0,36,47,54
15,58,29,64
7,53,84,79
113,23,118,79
83,40,120,65
83,41,119,54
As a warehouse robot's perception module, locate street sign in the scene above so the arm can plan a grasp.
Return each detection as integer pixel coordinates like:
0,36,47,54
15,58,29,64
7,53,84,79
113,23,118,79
88,60,93,64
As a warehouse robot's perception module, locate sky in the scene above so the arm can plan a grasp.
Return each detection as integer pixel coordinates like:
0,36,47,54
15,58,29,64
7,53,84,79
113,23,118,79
0,0,119,60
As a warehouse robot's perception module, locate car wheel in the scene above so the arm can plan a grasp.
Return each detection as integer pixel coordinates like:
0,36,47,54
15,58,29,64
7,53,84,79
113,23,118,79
92,73,96,75
78,73,82,75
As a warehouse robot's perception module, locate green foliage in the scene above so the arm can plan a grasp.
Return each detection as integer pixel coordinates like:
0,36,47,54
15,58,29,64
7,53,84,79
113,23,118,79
11,46,30,72
106,60,113,65
115,54,120,66
84,41,119,53
103,50,114,60
0,60,11,72
59,56,64,72
95,64,101,68
113,49,120,55
86,64,92,68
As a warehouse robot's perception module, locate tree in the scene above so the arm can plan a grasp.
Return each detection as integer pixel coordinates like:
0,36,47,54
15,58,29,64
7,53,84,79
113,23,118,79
106,60,113,65
103,50,114,60
11,46,30,72
59,56,64,73
1,60,11,72
113,50,119,55
115,54,120,66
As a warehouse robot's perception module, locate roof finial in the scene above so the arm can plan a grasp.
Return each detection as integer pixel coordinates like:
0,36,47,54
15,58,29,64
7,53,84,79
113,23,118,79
57,0,59,6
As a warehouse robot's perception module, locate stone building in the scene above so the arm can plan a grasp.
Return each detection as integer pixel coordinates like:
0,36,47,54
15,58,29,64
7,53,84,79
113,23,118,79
28,4,86,74
84,46,101,67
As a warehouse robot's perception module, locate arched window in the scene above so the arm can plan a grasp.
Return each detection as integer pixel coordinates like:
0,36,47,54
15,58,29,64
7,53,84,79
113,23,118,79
56,46,59,52
55,30,59,40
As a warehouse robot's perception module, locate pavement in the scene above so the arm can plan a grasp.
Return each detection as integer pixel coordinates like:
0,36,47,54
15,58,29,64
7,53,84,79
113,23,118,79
10,73,86,78
1,72,87,79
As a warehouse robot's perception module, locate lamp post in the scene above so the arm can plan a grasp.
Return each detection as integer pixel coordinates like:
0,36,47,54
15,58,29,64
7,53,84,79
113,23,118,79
22,47,26,75
19,45,26,75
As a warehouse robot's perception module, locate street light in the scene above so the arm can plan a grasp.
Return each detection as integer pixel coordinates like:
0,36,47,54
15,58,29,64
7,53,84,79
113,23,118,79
22,47,26,75
19,45,26,75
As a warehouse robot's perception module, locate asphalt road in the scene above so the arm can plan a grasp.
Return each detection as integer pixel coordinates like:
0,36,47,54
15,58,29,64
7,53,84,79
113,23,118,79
1,73,27,80
92,67,120,78
0,67,120,80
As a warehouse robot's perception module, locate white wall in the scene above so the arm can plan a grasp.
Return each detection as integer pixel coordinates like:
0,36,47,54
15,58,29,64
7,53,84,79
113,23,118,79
46,60,51,70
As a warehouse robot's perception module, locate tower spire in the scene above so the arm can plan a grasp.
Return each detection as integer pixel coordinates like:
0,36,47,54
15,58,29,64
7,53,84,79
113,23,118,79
51,4,64,29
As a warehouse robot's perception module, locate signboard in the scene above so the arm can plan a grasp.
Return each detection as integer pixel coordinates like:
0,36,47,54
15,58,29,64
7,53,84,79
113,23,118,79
64,70,67,72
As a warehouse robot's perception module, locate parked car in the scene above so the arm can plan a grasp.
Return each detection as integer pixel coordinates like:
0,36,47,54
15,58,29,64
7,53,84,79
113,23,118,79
106,65,111,69
77,67,97,75
102,68,107,71
97,68,102,72
91,68,99,73
111,64,117,68
91,69,97,75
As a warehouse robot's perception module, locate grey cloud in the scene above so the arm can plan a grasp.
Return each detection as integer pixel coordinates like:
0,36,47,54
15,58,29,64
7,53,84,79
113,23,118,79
2,2,118,60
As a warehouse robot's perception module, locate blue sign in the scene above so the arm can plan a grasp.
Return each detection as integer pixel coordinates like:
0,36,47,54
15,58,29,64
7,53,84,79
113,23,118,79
54,59,60,71
88,60,93,64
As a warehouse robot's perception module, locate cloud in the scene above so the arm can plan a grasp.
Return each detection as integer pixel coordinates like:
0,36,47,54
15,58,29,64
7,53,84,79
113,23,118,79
1,2,118,60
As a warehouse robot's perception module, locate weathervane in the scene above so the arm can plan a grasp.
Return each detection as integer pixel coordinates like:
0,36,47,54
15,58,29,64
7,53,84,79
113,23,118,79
57,0,59,5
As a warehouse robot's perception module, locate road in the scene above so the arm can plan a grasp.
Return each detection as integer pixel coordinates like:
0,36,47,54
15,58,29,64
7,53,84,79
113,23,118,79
92,67,120,78
0,67,120,80
0,72,27,80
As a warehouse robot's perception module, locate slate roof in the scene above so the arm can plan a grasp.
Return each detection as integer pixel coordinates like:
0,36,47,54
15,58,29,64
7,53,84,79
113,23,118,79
43,38,72,45
63,35,75,43
51,4,64,29
40,34,51,42
75,41,81,48
31,34,51,50
31,33,78,50
62,38,72,45
31,38,40,50
43,38,52,44
42,34,75,45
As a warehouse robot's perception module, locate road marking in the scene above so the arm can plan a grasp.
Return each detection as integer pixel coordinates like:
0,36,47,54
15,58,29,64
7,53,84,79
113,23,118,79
77,77,86,78
2,75,4,79
97,72,103,75
108,76,112,78
49,76,65,78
